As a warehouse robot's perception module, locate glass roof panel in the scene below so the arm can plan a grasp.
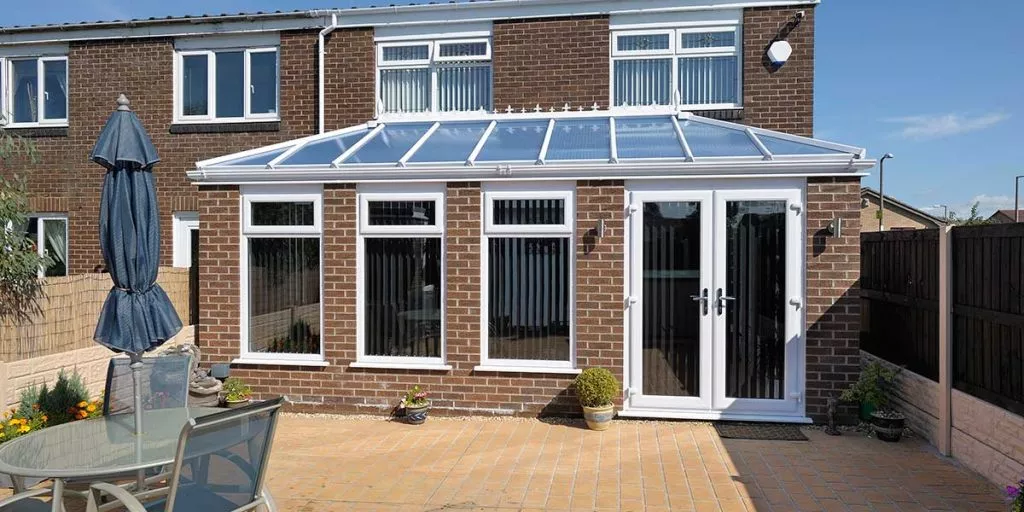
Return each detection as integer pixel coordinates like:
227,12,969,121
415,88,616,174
221,147,289,167
758,134,847,156
546,119,611,161
408,121,491,163
476,120,548,162
279,129,371,166
615,116,684,159
681,120,761,158
345,123,435,164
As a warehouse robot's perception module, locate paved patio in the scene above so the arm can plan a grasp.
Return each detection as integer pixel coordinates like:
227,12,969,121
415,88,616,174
262,414,1005,512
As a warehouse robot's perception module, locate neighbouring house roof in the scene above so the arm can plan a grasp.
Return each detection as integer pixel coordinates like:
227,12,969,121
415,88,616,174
190,109,873,184
988,209,1023,223
0,0,821,44
860,187,947,227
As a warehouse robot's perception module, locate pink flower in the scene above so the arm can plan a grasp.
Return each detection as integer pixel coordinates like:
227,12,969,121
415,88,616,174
414,392,427,400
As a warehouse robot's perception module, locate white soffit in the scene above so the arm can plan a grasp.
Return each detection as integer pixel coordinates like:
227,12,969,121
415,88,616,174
174,32,281,51
0,43,68,57
609,9,743,29
374,21,493,42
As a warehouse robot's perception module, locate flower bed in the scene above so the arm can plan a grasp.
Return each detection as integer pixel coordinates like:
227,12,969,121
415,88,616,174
0,370,102,445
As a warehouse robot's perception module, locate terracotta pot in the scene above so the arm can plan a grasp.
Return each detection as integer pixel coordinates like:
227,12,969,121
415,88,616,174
225,398,251,409
582,404,615,431
405,402,430,425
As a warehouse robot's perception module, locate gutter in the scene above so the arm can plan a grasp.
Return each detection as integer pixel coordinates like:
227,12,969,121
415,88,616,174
318,13,339,134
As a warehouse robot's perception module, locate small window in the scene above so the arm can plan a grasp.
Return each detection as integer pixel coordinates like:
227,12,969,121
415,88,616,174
357,187,445,366
376,38,492,115
611,26,741,109
482,184,575,370
21,214,68,277
176,48,279,123
241,186,323,363
1,56,68,126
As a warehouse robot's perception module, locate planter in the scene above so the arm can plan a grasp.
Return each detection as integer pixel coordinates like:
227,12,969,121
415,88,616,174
405,402,430,425
859,401,877,422
582,404,615,431
870,411,906,442
225,398,251,409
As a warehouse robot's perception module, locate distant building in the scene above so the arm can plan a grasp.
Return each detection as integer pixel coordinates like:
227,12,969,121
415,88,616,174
861,188,947,232
988,210,1023,224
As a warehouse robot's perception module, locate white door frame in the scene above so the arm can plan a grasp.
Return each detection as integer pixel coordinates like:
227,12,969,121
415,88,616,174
172,211,199,268
621,178,808,423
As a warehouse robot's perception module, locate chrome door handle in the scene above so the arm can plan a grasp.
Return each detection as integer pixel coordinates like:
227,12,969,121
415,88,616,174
690,288,709,316
715,288,735,315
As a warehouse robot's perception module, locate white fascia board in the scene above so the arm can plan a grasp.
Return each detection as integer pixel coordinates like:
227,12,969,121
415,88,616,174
0,17,329,46
609,8,742,29
174,32,280,51
0,43,68,57
374,21,493,42
188,158,873,185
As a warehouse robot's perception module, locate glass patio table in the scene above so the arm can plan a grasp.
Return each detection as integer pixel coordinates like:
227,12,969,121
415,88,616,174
0,407,221,512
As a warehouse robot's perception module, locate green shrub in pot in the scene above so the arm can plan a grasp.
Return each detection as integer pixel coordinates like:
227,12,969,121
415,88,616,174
840,361,906,442
222,377,253,408
574,368,619,431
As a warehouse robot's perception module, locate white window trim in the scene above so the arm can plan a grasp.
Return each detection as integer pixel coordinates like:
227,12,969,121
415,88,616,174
609,24,742,111
375,37,493,116
172,211,199,268
0,56,69,128
173,47,280,124
239,185,325,364
26,213,68,277
355,184,447,367
479,182,576,371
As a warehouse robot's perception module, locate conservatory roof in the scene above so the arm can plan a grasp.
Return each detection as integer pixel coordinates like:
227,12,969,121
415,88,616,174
191,110,874,184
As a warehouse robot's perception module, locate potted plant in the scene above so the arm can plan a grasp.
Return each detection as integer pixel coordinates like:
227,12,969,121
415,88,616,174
840,361,905,442
574,368,619,431
222,377,252,408
401,385,430,425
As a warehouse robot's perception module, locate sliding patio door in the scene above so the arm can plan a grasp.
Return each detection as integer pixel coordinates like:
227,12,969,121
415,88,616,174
627,181,804,420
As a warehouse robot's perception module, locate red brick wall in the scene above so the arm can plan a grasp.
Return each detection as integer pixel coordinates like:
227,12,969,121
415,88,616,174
805,177,862,420
323,28,375,132
742,6,815,136
493,16,611,110
197,185,241,363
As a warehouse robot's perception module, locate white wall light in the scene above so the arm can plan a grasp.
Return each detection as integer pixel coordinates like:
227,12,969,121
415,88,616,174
767,40,793,66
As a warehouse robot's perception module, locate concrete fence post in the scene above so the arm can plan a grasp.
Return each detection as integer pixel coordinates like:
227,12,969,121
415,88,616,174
937,226,953,456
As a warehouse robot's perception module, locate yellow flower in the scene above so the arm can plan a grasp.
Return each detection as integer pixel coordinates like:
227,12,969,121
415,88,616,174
7,420,19,427
0,432,5,438
17,425,30,434
77,401,88,409
86,404,96,413
40,415,47,423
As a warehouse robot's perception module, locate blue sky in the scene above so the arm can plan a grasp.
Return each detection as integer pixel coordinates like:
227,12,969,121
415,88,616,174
6,0,1021,218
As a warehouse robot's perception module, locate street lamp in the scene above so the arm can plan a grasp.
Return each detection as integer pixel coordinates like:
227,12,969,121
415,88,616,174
933,204,949,222
1016,175,1024,223
878,153,895,231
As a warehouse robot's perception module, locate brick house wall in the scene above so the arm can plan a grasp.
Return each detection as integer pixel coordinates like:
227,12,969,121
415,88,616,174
743,6,815,137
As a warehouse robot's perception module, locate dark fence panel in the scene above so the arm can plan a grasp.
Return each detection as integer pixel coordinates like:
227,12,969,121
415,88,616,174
951,223,1024,417
860,229,940,381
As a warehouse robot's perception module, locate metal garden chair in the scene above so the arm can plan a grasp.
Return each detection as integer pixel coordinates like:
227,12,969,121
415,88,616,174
103,354,192,416
85,397,284,512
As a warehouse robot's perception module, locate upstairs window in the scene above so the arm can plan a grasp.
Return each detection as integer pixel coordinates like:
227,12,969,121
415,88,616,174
611,26,740,109
175,48,278,123
0,56,68,126
376,38,492,115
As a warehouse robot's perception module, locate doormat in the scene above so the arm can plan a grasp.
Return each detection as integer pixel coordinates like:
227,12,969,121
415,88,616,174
713,422,808,441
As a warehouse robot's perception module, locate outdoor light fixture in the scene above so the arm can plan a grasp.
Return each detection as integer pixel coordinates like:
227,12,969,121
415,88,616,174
878,153,895,231
827,217,843,238
767,40,793,66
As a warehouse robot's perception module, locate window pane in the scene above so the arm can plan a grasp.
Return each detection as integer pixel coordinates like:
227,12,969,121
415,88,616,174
280,129,370,166
757,134,846,156
437,65,492,112
493,199,564,226
679,56,738,105
364,238,442,358
11,60,38,123
216,51,244,118
617,34,670,52
438,42,488,58
379,68,430,113
382,45,430,62
615,116,685,159
408,121,490,163
250,51,278,115
613,58,672,107
346,123,433,164
681,31,735,49
251,202,315,226
42,60,67,120
368,201,436,226
221,147,289,166
42,218,67,277
476,120,548,162
488,237,571,361
681,120,761,157
546,119,610,161
182,54,209,116
248,238,321,355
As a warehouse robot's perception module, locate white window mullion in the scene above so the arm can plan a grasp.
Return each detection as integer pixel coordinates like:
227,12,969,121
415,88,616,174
243,49,252,118
206,51,217,121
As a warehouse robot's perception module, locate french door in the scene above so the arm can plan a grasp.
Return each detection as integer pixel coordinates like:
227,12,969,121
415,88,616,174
626,181,804,420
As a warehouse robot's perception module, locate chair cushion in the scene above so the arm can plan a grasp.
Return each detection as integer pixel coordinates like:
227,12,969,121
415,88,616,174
143,485,248,512
0,498,51,512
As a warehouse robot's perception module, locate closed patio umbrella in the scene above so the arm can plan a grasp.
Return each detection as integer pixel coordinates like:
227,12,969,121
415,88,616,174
92,94,183,440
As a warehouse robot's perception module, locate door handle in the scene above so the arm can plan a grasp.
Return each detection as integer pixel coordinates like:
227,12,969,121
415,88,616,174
715,288,735,315
690,288,708,316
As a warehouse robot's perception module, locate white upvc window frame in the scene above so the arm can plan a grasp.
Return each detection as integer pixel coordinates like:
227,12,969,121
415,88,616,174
375,37,493,115
173,46,280,124
610,24,742,111
478,182,577,372
24,213,68,277
354,185,449,369
238,185,325,365
0,55,69,128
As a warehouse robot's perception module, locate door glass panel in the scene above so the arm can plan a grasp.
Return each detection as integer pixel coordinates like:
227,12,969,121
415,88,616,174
725,200,787,399
642,202,702,397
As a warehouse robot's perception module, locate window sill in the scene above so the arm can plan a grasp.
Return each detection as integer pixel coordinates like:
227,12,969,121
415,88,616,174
231,358,329,368
349,361,453,371
170,121,280,134
473,365,581,375
1,125,69,137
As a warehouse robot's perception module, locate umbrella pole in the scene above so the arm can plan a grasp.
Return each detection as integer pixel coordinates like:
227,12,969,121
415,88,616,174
130,352,146,491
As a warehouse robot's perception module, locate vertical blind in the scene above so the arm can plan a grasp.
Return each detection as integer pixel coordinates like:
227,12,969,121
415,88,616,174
437,65,492,112
364,238,442,358
380,68,431,113
614,59,672,107
248,237,321,355
679,56,738,106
